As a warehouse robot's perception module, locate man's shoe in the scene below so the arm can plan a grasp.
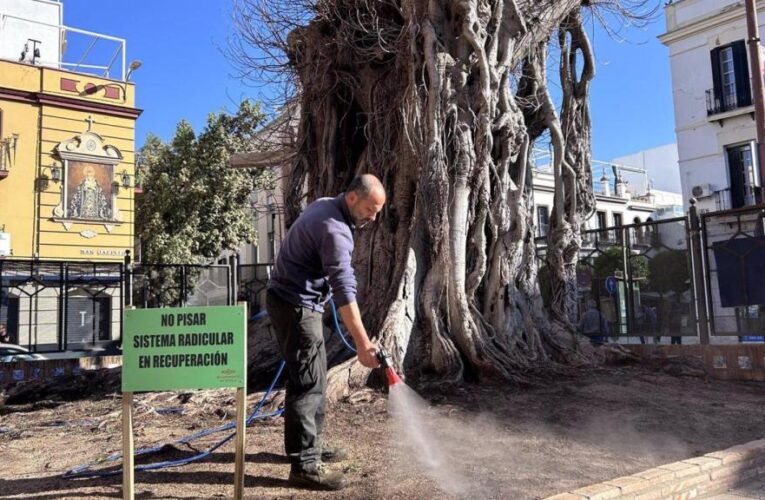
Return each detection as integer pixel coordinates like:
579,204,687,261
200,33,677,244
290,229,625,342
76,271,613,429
288,462,347,491
321,444,349,463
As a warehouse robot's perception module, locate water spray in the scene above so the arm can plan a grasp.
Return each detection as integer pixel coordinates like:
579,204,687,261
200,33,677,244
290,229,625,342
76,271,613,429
376,345,402,387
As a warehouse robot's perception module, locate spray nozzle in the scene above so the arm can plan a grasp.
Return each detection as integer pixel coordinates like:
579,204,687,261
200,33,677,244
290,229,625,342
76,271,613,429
376,345,393,369
376,346,402,386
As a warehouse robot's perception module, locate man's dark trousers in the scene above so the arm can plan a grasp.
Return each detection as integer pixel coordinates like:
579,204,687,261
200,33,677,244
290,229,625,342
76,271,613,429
266,290,327,468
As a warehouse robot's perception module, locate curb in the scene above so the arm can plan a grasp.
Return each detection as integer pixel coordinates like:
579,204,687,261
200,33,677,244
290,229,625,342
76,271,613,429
546,438,765,500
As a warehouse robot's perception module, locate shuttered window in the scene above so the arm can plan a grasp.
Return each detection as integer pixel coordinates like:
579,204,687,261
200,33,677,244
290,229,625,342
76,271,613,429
710,40,752,114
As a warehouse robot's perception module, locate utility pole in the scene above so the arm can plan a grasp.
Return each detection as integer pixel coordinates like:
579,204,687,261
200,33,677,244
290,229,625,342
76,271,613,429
745,0,765,202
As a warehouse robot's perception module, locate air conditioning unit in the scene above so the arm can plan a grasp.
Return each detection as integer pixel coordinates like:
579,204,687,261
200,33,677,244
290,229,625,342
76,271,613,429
691,184,713,198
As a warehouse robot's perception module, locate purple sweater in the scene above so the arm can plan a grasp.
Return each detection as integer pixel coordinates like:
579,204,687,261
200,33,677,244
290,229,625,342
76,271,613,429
268,195,357,312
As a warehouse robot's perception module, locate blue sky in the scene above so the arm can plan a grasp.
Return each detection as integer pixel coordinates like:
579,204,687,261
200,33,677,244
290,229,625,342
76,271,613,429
62,1,676,162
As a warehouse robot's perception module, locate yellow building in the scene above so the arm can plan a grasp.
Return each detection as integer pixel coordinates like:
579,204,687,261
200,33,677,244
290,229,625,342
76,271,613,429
0,1,141,354
0,61,140,260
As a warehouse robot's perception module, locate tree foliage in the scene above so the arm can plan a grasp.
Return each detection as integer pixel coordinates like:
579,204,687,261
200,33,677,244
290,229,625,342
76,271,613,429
137,100,273,265
592,246,648,293
646,250,689,295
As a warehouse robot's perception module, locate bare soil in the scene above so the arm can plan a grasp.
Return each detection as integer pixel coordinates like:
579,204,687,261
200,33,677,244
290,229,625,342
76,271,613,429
1,363,764,499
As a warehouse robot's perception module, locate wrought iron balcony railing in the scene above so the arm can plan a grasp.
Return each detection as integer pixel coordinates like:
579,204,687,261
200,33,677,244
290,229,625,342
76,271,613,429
706,86,752,116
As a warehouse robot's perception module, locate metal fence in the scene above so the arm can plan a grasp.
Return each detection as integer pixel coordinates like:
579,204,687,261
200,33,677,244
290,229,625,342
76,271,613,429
1,258,235,355
0,260,124,353
700,205,765,340
1,257,274,354
4,203,765,355
237,264,273,316
536,216,698,342
536,203,765,343
127,263,233,309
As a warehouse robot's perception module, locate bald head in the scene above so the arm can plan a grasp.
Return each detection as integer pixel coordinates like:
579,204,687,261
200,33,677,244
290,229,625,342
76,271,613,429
347,174,385,199
345,174,386,227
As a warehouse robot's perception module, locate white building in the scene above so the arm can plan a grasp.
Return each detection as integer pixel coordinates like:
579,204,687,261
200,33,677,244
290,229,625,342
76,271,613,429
530,146,683,241
230,102,298,267
612,143,683,195
0,0,62,68
660,0,764,213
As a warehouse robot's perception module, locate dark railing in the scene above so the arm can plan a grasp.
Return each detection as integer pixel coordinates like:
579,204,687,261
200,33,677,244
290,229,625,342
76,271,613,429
706,86,752,116
128,263,232,309
0,260,124,354
700,205,765,339
237,264,273,316
535,216,694,339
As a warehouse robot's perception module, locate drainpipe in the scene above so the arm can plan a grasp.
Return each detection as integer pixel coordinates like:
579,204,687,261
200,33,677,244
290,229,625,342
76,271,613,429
745,0,765,201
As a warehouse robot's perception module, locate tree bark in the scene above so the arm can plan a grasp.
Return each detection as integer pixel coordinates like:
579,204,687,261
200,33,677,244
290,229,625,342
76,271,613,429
274,0,599,397
545,10,597,329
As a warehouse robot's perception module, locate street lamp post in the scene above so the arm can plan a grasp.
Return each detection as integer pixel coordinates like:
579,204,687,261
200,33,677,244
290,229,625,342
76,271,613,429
744,0,765,203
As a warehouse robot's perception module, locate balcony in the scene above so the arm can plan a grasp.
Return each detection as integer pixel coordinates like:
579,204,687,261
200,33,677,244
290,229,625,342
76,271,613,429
714,186,763,211
706,87,752,117
0,11,128,80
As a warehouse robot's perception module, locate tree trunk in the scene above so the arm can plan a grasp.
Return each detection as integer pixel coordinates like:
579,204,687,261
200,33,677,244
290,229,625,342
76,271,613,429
545,11,597,330
276,0,599,398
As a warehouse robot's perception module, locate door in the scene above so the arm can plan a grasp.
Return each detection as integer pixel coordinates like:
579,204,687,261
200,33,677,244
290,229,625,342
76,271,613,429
64,296,111,349
727,144,753,209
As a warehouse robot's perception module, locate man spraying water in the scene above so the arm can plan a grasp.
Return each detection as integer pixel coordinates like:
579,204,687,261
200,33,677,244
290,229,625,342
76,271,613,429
266,174,385,491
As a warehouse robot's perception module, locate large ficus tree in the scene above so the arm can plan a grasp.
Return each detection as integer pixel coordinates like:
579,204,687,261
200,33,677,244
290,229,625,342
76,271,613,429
231,0,653,393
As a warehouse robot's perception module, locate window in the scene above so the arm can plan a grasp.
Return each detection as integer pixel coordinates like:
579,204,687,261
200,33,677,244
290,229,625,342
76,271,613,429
0,109,6,172
726,143,760,208
267,231,275,262
267,213,276,262
708,41,752,115
720,47,737,107
596,211,607,229
536,206,550,237
612,213,623,227
595,211,609,240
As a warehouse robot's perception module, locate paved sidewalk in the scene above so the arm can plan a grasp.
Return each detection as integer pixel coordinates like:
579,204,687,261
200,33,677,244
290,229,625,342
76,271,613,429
706,478,765,499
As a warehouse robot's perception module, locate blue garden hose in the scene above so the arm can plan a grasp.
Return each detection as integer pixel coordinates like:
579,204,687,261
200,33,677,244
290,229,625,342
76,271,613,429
330,299,357,353
63,301,355,479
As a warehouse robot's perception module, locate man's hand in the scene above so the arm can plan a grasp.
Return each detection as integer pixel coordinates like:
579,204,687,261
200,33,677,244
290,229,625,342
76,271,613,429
338,302,380,368
357,342,380,368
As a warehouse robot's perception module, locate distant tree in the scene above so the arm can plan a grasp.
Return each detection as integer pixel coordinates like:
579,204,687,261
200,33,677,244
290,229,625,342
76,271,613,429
137,100,273,265
646,250,689,295
592,246,648,294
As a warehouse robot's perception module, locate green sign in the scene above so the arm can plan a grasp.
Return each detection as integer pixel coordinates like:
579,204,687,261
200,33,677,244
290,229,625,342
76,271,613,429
122,305,246,392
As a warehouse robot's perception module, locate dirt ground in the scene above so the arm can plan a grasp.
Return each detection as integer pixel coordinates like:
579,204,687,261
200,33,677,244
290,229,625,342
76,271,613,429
1,363,764,500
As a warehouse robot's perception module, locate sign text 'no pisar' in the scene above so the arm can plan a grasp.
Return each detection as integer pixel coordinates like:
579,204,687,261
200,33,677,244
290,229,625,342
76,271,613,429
122,306,246,392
